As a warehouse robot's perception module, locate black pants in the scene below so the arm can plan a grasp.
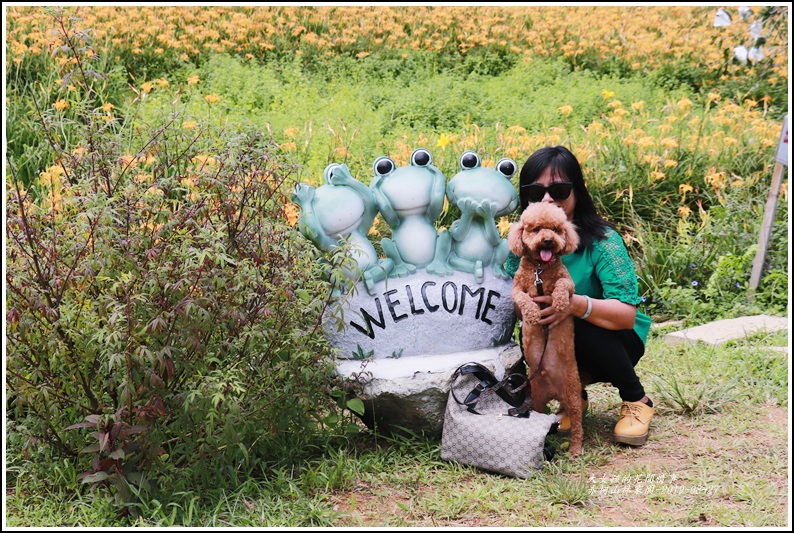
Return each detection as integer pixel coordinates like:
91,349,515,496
574,318,646,402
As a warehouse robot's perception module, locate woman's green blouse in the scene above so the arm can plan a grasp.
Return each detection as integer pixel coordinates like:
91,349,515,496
505,227,651,345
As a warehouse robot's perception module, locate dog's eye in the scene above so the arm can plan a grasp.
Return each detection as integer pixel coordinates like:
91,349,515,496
531,227,540,233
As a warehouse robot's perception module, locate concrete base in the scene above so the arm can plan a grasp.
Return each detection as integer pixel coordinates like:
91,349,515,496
665,314,789,347
336,343,525,437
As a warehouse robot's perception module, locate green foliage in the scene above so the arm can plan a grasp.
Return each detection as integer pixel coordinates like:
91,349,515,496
350,345,375,360
539,464,591,506
5,9,130,188
5,10,357,514
570,46,634,79
709,6,789,114
135,53,684,189
647,333,788,415
633,191,788,323
649,58,709,93
652,373,741,415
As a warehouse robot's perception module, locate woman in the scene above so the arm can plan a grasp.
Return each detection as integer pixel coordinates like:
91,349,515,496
505,145,654,446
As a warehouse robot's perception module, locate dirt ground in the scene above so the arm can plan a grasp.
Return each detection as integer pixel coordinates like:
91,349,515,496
327,402,790,527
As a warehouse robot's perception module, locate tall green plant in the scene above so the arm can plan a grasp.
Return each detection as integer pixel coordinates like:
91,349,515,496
630,191,788,323
6,9,350,514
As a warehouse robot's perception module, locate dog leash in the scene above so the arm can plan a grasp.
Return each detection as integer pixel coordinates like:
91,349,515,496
501,263,553,418
526,264,551,384
456,263,554,418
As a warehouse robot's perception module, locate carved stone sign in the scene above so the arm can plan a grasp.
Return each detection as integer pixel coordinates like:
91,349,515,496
292,148,522,434
326,268,515,360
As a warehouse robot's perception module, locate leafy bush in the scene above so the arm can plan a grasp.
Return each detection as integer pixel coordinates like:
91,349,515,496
6,10,351,513
708,6,789,114
632,192,788,323
649,58,709,93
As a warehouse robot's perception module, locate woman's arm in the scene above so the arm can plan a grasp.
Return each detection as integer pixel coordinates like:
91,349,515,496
569,294,636,330
531,293,636,331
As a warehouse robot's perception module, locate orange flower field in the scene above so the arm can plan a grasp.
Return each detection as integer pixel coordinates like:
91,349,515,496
4,6,788,81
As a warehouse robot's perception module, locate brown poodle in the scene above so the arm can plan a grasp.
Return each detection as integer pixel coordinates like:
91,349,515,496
508,202,584,456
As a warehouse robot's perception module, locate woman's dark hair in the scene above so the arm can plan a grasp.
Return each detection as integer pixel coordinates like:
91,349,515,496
518,145,614,250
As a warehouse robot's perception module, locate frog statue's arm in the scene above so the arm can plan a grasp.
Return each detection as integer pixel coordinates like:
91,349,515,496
326,164,377,233
489,186,518,246
291,183,338,252
449,196,477,242
369,159,400,229
426,165,447,223
475,199,511,248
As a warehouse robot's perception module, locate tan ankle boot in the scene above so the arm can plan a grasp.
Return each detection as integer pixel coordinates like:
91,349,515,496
613,400,654,445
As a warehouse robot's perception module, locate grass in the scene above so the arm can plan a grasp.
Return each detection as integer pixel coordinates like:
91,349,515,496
6,328,788,527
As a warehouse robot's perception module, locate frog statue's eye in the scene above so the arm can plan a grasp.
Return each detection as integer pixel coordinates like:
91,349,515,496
496,158,517,179
460,151,480,170
323,163,342,184
373,156,395,177
411,148,432,167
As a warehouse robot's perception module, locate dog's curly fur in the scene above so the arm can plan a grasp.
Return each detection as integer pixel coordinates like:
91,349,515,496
508,202,584,456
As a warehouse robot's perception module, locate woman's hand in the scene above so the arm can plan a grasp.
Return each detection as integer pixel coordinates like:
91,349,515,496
532,294,637,331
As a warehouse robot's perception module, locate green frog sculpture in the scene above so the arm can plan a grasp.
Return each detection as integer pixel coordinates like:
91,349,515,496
428,151,518,283
292,150,523,436
369,148,448,277
291,163,394,295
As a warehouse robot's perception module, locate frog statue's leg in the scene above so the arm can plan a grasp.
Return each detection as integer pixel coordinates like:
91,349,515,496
475,199,512,280
381,238,416,277
448,253,484,285
362,258,395,296
491,238,511,280
425,229,454,276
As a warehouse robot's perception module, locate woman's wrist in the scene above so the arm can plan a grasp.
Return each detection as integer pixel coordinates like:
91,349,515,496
576,294,592,319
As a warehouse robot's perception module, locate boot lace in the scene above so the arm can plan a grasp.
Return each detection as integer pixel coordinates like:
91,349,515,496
620,402,645,424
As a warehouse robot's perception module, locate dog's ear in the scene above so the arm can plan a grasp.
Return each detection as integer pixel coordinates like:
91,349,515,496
562,220,580,255
507,220,528,257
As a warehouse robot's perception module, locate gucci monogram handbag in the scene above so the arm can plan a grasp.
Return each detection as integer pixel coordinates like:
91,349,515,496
441,362,558,478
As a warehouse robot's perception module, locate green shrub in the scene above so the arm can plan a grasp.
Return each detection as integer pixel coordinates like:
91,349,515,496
570,46,634,79
649,58,709,93
632,191,788,323
6,10,352,513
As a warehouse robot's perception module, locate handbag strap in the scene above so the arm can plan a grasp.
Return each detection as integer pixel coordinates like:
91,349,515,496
449,363,528,415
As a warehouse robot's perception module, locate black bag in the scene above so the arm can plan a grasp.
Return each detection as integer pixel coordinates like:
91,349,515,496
440,362,558,478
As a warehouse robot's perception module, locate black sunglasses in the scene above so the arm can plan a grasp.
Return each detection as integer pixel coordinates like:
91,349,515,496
522,182,573,203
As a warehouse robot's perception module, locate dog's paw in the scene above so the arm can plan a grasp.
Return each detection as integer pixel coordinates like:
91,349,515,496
552,295,571,313
551,287,573,313
523,306,542,325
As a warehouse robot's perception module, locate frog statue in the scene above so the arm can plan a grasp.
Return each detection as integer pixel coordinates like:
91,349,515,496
291,163,394,296
369,148,448,276
428,151,519,284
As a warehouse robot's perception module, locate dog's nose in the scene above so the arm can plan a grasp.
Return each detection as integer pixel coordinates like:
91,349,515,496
543,238,554,246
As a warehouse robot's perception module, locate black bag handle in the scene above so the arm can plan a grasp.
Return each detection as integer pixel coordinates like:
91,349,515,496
449,363,530,416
